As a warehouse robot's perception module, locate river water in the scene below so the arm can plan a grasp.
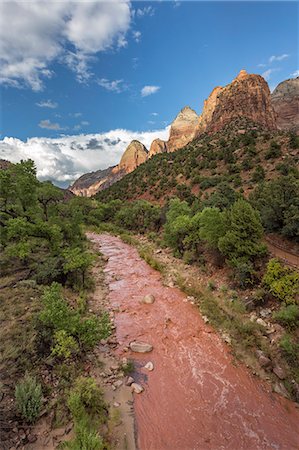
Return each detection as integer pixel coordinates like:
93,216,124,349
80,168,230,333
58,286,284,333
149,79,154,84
89,233,299,450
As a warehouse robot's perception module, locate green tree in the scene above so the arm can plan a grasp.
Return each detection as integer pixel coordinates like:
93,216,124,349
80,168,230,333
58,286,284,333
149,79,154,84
63,248,94,287
198,207,227,248
218,199,266,263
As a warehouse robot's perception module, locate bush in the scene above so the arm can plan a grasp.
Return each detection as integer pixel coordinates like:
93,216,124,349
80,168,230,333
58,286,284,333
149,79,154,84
265,141,281,159
51,330,79,359
62,422,104,450
263,259,299,304
273,304,299,329
279,334,299,364
15,374,42,423
68,377,106,422
251,165,265,182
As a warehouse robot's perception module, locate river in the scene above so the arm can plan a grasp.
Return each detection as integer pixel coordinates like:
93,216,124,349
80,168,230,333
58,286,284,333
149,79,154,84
89,232,299,450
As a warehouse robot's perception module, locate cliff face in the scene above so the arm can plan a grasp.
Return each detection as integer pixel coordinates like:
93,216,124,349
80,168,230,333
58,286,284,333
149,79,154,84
118,140,148,173
199,70,277,133
167,107,199,152
271,77,299,133
148,138,168,158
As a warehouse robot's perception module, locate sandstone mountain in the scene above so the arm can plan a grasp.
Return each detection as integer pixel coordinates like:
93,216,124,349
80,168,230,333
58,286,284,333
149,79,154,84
198,69,277,133
166,106,200,152
151,70,277,156
271,77,299,133
70,140,148,196
70,71,297,197
148,138,168,158
118,140,148,172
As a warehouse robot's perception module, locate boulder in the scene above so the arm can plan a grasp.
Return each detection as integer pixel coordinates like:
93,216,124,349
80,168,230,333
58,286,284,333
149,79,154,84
141,294,155,304
144,361,154,371
131,383,144,394
126,376,134,386
273,366,287,380
129,341,153,353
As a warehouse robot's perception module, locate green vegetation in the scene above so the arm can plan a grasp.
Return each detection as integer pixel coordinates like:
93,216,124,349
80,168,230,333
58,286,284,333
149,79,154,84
15,374,42,423
263,259,299,304
0,161,111,445
63,377,107,450
251,176,299,240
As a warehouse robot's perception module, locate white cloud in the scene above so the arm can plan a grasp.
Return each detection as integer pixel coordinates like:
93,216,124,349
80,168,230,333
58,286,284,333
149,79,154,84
291,70,299,77
262,69,276,81
97,78,127,93
151,112,158,116
0,1,131,90
269,54,289,63
73,121,90,131
135,6,155,18
132,31,142,43
36,100,58,109
141,85,160,97
0,127,170,187
39,119,64,131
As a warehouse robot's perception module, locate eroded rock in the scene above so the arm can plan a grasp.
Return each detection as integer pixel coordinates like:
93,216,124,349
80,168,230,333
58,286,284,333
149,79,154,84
129,341,153,353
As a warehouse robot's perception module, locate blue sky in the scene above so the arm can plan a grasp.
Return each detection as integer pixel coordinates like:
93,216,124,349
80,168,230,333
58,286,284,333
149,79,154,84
0,1,298,186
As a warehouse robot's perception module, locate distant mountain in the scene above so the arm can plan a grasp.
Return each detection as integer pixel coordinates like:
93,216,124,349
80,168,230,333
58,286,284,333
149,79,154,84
271,77,299,133
69,140,147,196
71,71,297,197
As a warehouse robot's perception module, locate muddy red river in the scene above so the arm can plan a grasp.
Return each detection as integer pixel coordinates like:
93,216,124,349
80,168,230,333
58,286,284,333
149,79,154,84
89,233,299,450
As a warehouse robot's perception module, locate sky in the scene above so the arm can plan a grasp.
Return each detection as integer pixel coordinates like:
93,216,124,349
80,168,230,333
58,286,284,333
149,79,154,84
0,0,298,187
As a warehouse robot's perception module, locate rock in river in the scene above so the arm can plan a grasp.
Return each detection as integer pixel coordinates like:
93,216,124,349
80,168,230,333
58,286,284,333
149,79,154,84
129,341,153,353
131,383,144,394
141,294,155,304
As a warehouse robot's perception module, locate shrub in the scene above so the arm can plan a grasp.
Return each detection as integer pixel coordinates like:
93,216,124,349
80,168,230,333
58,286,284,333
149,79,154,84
251,165,265,182
279,334,299,364
15,374,42,423
51,330,79,359
265,141,282,159
67,377,106,423
263,259,299,304
121,360,135,375
273,304,299,329
77,314,111,350
62,422,104,450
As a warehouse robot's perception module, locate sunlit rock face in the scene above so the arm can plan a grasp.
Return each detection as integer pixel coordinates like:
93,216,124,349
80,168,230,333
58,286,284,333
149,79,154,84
198,70,277,133
118,140,148,173
271,77,299,133
166,106,200,152
148,138,168,158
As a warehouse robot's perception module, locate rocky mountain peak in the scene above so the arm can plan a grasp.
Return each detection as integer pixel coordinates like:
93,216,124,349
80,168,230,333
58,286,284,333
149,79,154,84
118,140,148,173
167,106,199,152
201,70,277,133
236,69,249,80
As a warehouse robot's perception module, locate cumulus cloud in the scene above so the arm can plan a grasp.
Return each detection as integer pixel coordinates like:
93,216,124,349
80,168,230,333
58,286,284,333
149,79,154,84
36,100,58,109
269,54,289,63
39,119,64,130
0,127,170,187
291,70,299,77
0,1,131,90
97,78,127,93
141,85,160,97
